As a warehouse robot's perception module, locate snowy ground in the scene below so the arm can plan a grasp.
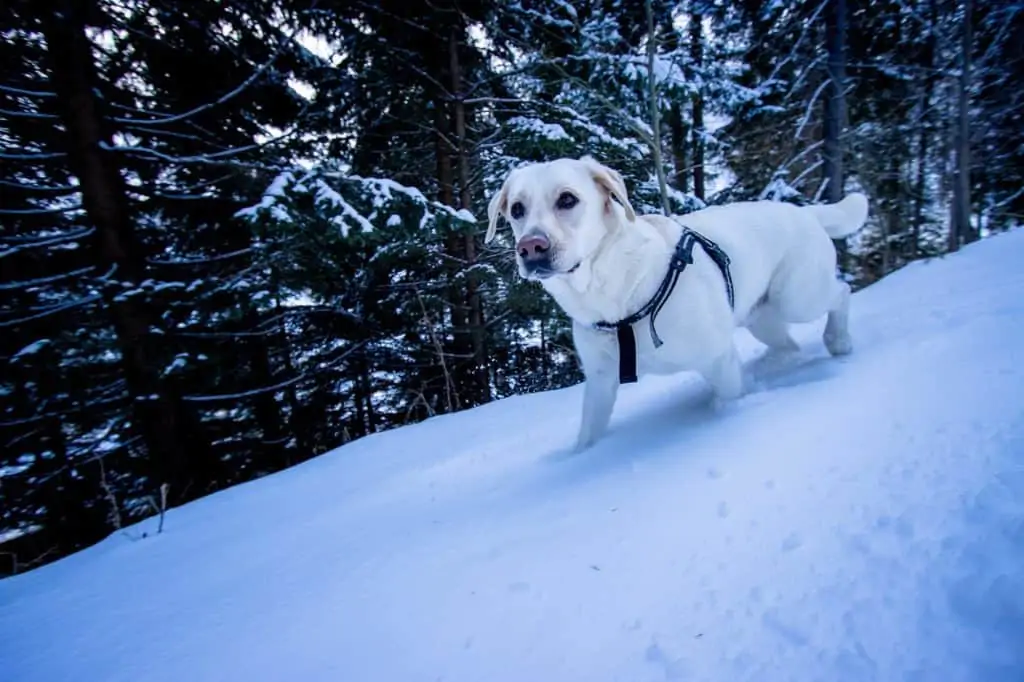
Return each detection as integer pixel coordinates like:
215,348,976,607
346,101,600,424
3,230,1024,682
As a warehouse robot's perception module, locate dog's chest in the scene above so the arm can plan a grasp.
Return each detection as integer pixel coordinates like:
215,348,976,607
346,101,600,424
628,315,711,375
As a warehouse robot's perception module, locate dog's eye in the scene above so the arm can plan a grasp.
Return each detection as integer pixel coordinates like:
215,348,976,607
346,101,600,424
556,192,578,210
510,202,525,220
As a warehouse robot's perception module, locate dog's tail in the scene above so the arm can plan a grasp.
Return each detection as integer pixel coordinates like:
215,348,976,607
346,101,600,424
806,192,869,239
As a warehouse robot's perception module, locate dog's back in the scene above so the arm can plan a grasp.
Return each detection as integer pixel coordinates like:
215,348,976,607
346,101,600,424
669,194,867,245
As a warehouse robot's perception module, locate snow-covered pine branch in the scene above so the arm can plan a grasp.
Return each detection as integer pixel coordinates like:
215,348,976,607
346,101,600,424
235,167,477,238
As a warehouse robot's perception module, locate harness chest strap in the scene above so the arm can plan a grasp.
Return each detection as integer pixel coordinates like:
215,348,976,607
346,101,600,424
590,227,735,384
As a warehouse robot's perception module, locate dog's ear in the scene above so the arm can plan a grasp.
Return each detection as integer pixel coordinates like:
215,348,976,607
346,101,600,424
580,155,636,222
485,171,515,244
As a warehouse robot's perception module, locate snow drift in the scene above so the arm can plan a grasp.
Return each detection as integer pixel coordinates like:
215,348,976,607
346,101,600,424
2,229,1024,682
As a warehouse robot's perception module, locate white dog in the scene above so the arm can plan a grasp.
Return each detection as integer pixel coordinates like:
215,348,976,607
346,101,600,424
485,156,869,451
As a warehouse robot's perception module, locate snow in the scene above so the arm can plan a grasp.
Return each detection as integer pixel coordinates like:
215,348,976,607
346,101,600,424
506,115,573,142
0,528,30,544
161,353,191,377
552,0,578,19
11,338,51,360
235,168,477,233
623,53,686,90
313,178,374,236
234,170,294,221
3,229,1024,682
759,176,805,202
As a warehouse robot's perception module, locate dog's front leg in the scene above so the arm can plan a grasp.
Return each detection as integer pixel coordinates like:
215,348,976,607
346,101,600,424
705,342,744,403
572,323,619,451
576,368,619,451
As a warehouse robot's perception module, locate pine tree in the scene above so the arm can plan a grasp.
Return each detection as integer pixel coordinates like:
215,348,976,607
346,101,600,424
1,0,328,568
4,0,1022,575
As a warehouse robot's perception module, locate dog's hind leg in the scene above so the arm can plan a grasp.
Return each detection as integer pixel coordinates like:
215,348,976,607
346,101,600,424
823,279,853,356
746,303,800,353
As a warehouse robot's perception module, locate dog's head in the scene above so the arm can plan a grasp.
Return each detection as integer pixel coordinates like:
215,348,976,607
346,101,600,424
485,156,636,280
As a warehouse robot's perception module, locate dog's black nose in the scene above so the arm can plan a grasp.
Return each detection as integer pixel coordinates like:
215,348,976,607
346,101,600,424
517,234,550,262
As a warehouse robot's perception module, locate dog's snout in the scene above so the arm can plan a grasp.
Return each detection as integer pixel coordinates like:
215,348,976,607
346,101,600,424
517,233,551,262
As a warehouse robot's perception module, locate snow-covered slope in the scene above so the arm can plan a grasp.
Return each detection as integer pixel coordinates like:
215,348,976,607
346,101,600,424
3,230,1024,682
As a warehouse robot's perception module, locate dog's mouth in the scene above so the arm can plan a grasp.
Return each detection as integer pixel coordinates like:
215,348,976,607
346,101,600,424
525,262,581,280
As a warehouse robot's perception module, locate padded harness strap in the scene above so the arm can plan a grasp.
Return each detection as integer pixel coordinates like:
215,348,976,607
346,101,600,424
591,228,735,384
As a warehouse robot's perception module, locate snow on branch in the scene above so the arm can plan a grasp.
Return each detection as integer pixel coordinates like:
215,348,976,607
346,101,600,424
345,175,477,222
235,167,477,237
313,178,374,234
234,170,295,223
759,176,806,202
505,116,572,143
11,338,51,360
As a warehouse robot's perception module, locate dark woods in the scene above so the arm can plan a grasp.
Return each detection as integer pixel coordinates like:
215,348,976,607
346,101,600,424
2,0,1021,574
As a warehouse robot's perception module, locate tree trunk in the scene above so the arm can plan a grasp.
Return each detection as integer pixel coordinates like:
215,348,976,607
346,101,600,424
662,18,689,196
42,0,203,501
276,309,310,460
435,96,456,210
249,333,288,468
449,27,490,404
823,0,849,268
889,9,907,272
247,274,289,468
434,96,466,341
949,0,973,251
540,318,550,386
690,9,706,202
668,100,690,194
975,165,986,237
645,0,671,215
433,85,465,411
911,0,937,260
353,345,376,436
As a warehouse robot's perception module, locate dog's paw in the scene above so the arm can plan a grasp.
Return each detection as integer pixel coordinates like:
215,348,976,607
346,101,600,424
573,435,596,454
823,331,853,356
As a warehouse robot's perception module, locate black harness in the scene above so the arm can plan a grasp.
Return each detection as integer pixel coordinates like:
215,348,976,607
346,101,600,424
591,227,735,384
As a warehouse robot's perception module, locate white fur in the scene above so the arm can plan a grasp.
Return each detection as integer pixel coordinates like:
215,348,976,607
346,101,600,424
486,156,869,451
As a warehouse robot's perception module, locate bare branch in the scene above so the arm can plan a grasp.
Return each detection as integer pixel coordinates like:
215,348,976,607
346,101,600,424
0,108,58,120
0,84,55,98
0,178,78,193
0,295,102,328
0,227,95,258
147,246,254,266
0,204,81,216
794,78,832,142
111,21,305,127
789,159,825,190
0,266,96,290
181,340,368,403
0,151,66,161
